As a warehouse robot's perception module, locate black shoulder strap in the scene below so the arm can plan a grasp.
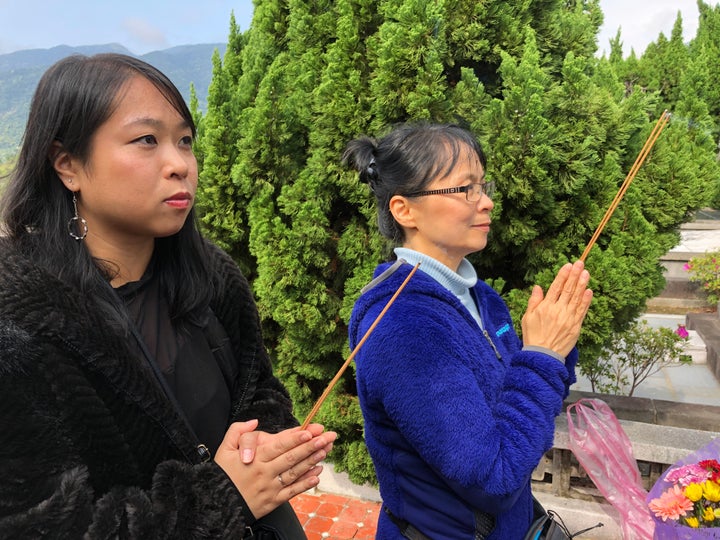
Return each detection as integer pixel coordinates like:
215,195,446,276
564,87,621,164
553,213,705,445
383,506,432,540
475,509,496,538
384,504,495,540
129,326,212,463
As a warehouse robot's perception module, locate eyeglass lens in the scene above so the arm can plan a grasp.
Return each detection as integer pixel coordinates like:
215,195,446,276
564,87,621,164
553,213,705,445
467,182,495,201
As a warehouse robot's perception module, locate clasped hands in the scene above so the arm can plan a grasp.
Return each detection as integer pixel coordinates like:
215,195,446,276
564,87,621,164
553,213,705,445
214,419,337,519
521,260,593,359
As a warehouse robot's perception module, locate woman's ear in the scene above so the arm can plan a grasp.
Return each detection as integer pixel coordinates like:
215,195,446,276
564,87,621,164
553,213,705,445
389,195,417,230
50,141,79,192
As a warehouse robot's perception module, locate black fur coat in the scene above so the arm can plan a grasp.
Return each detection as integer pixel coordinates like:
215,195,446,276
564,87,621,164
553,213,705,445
0,239,298,538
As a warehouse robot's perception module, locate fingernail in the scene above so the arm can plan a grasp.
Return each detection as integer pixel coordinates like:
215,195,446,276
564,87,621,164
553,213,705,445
242,449,253,463
314,436,331,448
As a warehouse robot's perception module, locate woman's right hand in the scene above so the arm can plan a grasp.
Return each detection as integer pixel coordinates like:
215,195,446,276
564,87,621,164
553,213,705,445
520,260,593,358
214,420,337,519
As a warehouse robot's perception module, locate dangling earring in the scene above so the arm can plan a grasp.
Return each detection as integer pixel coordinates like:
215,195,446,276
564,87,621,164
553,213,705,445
67,192,88,241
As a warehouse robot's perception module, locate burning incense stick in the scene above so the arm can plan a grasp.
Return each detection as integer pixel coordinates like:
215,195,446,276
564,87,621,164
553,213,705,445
300,262,421,429
580,110,671,262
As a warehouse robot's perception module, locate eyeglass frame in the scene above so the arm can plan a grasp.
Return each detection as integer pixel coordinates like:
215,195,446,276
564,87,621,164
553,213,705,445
402,181,495,202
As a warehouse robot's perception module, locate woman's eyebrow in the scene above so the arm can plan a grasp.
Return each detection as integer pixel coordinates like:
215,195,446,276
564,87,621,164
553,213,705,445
124,117,191,131
459,171,486,182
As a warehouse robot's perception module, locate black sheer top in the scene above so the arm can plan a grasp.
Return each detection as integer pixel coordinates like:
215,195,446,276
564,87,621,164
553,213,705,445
116,264,232,455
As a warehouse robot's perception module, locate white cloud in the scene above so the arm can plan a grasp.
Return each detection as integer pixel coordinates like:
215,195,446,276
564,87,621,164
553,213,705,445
121,18,168,50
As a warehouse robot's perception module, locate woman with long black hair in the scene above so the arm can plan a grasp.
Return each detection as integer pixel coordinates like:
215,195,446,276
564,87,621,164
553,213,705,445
0,53,335,538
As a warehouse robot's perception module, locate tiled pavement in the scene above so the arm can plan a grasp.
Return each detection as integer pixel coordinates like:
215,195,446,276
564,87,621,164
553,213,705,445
290,492,381,539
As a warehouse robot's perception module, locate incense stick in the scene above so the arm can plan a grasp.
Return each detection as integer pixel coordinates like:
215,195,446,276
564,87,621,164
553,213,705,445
580,110,670,262
300,262,421,430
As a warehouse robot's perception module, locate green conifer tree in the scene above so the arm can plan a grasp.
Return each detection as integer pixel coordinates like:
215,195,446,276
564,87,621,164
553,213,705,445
662,14,689,106
194,0,718,482
196,15,253,268
693,1,720,127
613,2,720,208
651,49,719,216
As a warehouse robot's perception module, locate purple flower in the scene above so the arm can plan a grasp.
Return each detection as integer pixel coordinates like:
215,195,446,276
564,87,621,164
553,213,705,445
675,325,689,339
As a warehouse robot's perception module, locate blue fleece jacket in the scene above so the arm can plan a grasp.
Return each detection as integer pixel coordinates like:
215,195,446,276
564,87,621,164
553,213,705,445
349,260,577,540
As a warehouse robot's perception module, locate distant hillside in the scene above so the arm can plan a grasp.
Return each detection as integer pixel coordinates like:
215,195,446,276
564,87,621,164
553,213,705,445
0,43,226,160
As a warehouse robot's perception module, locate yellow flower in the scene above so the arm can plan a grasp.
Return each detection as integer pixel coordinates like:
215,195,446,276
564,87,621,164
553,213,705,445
715,508,720,519
685,483,704,502
685,516,700,528
703,480,720,502
703,506,715,522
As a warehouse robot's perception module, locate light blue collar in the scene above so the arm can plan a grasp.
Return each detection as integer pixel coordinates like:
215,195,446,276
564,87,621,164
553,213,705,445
394,248,482,327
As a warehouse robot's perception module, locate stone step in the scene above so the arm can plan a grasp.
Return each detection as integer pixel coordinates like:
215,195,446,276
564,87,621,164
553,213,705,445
643,221,720,309
645,295,710,311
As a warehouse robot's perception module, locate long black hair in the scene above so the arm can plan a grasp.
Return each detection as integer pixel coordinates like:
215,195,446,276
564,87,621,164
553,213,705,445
343,122,487,243
0,53,212,329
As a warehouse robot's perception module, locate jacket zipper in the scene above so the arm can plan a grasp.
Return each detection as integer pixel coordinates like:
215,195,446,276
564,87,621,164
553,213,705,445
482,329,502,360
471,287,502,361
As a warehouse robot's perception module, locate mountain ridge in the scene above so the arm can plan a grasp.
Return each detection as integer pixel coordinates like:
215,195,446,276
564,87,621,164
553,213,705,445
0,43,227,160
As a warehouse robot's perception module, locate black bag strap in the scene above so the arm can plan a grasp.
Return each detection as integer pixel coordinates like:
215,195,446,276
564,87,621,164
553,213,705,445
244,502,308,540
383,506,432,540
384,505,495,540
383,491,600,540
474,508,496,538
130,325,212,463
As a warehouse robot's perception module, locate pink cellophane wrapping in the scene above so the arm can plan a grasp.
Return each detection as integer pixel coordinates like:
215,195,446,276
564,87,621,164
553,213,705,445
646,438,720,540
567,398,655,539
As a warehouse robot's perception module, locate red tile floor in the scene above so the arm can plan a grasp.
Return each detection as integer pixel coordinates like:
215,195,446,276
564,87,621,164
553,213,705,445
290,491,381,539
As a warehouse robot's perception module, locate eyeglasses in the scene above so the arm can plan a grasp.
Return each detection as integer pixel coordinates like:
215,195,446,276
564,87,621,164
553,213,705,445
403,181,495,202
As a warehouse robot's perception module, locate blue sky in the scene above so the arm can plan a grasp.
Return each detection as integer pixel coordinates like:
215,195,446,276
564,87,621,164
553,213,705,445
0,0,254,55
0,0,716,58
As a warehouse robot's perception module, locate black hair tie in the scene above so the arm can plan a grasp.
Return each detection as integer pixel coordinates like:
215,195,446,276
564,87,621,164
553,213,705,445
365,159,379,192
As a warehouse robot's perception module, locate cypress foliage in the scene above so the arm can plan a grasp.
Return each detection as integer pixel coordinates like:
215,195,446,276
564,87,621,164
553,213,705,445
196,15,253,269
693,1,720,131
660,15,688,107
196,0,718,483
611,1,720,216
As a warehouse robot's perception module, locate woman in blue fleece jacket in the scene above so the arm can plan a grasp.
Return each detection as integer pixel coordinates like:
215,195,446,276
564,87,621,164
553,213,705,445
343,123,593,540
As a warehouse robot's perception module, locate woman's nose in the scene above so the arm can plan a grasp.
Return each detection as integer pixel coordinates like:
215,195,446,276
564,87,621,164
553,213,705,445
166,147,191,180
478,192,494,211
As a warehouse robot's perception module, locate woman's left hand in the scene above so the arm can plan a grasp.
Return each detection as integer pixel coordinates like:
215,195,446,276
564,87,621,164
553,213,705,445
521,260,593,358
215,421,336,519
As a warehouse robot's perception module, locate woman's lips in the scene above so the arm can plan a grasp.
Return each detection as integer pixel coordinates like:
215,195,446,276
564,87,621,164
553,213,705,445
165,192,192,208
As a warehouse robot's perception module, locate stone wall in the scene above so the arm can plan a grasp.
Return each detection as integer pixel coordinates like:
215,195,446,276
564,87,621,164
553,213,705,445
687,311,720,382
532,390,720,502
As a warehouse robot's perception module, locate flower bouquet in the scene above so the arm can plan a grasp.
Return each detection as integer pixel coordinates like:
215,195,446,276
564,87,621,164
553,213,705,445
647,438,720,539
